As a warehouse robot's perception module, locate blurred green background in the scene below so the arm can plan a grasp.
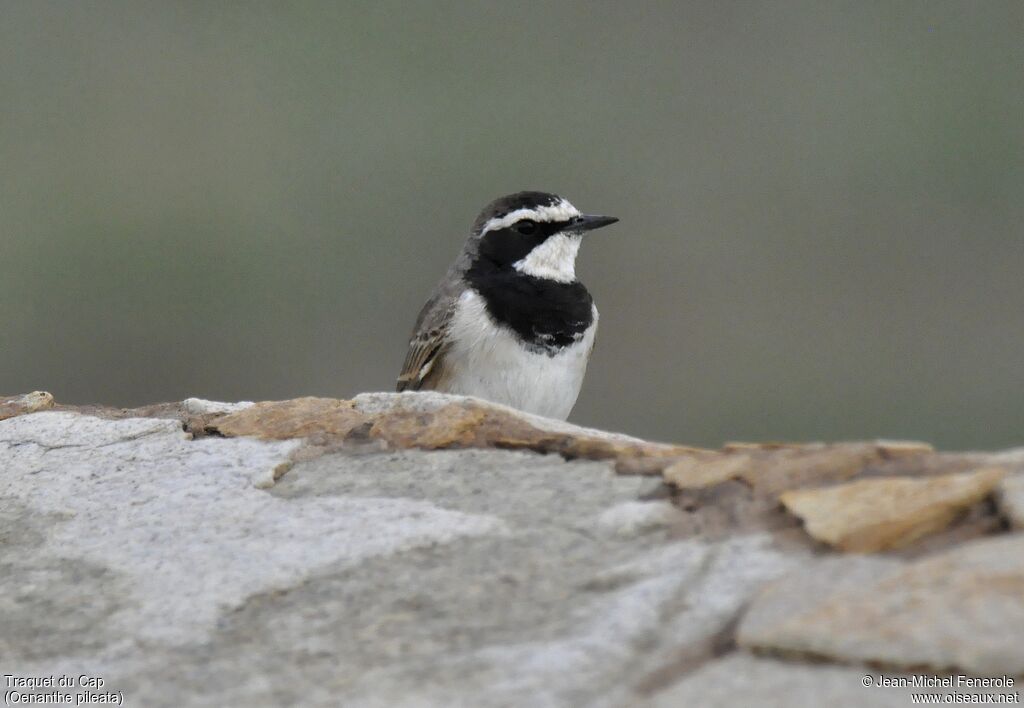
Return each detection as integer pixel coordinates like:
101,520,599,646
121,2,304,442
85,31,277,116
1,1,1021,449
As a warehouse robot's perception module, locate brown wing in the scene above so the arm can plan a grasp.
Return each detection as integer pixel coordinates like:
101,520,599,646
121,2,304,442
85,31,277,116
396,294,457,392
396,329,449,391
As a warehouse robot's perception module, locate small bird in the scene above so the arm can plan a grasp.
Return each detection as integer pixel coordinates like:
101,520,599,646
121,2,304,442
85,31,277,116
397,191,618,420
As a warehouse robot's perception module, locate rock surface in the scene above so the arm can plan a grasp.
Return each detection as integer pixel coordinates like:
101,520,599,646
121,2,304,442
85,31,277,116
197,393,704,469
779,467,1007,552
738,535,1024,676
0,390,54,420
999,472,1024,529
2,392,1023,707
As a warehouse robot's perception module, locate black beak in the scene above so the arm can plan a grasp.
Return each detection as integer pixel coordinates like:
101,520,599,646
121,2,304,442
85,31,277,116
571,214,619,232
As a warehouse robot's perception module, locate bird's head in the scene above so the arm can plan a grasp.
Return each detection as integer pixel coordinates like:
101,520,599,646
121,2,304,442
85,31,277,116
468,191,617,283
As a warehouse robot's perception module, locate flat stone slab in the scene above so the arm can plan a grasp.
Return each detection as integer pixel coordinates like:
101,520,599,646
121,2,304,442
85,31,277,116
196,392,704,471
738,534,1024,676
1,410,800,706
0,413,503,650
779,467,1007,552
2,396,1023,706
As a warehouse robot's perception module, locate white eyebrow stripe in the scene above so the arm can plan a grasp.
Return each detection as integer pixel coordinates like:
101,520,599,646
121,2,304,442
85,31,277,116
479,199,580,235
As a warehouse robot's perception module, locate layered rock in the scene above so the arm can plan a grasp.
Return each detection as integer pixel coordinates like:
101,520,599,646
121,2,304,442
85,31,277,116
2,392,1022,707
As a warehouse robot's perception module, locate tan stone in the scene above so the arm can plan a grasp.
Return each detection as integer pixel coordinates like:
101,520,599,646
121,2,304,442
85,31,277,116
375,399,694,463
663,440,935,496
208,397,370,440
0,391,55,421
203,395,701,469
873,439,939,456
663,453,754,489
780,467,1007,552
746,441,936,496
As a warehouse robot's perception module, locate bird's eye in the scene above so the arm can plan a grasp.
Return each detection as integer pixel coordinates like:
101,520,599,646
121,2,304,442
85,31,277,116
516,220,538,235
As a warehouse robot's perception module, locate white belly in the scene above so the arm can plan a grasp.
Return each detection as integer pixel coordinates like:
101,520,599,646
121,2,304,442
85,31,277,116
441,290,597,420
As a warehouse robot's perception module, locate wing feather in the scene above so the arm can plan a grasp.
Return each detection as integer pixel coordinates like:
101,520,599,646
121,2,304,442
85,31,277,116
397,250,473,392
396,295,457,392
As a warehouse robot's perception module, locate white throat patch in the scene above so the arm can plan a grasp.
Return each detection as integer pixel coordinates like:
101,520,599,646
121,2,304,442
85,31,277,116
512,232,582,283
479,198,580,236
